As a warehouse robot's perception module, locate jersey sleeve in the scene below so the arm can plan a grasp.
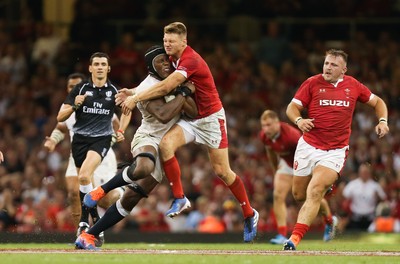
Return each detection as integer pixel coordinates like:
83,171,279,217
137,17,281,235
356,81,372,103
176,54,199,80
293,77,313,108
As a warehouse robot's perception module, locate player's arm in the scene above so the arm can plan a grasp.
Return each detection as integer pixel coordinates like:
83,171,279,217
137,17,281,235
266,147,279,174
286,101,314,133
57,104,74,122
182,96,198,118
146,96,186,124
44,122,68,152
133,71,186,103
365,95,389,138
180,82,197,118
116,111,131,142
57,94,87,122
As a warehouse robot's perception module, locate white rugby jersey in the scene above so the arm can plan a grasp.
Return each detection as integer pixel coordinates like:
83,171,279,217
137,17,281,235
135,75,179,140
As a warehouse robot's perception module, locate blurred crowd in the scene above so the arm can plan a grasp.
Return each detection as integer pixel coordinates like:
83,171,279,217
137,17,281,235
0,1,400,235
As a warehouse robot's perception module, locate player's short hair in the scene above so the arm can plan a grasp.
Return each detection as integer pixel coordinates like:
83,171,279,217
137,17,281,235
164,22,187,37
89,52,110,64
325,49,348,63
260,110,279,122
67,73,86,82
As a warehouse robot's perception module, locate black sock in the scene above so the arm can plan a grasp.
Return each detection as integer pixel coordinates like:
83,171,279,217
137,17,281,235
87,204,125,236
102,170,130,192
79,191,89,223
89,206,100,224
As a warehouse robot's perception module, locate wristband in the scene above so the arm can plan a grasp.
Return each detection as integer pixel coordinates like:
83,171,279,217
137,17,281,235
72,103,81,111
50,128,65,144
117,129,125,134
174,86,192,97
379,118,388,124
295,117,303,125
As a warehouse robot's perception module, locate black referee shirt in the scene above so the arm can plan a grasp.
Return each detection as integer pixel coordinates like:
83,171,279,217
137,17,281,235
64,79,119,137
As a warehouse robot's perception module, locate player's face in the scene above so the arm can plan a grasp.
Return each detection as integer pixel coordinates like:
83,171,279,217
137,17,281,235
322,54,347,83
163,33,186,58
89,57,110,80
67,78,83,93
153,54,172,79
261,118,280,139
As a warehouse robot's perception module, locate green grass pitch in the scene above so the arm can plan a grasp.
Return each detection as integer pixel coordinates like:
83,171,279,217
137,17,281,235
0,233,399,264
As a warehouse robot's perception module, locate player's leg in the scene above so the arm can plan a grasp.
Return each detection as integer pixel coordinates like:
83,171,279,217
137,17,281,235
270,172,292,244
65,176,80,227
76,150,102,229
93,148,121,210
160,124,193,218
75,176,159,250
65,154,80,227
84,145,158,208
159,124,187,198
208,147,258,242
320,198,338,242
286,166,337,249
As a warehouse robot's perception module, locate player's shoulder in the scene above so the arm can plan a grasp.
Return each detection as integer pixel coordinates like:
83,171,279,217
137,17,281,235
137,75,159,92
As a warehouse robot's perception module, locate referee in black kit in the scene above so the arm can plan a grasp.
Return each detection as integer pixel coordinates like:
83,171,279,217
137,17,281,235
57,52,130,237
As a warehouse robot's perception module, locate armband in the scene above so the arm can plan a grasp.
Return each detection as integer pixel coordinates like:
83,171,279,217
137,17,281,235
295,117,303,125
50,128,65,144
379,118,388,124
117,129,125,134
174,86,192,97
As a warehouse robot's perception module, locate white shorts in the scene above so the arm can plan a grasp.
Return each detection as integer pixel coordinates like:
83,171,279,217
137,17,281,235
293,136,348,177
177,108,228,149
65,154,78,177
65,149,118,187
93,148,118,187
131,133,163,183
276,158,293,175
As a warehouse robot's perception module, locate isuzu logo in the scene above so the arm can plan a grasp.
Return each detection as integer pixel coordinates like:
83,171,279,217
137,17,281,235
319,99,350,107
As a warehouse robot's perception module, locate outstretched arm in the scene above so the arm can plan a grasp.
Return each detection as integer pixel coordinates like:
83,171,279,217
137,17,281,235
132,72,186,103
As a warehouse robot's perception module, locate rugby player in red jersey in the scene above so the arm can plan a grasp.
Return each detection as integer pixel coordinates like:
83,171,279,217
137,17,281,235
119,22,258,243
283,49,389,250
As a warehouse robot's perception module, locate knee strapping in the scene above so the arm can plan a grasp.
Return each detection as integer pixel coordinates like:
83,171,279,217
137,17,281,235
134,152,156,165
127,182,149,198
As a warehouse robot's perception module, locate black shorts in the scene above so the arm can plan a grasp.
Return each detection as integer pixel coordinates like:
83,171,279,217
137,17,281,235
71,134,112,168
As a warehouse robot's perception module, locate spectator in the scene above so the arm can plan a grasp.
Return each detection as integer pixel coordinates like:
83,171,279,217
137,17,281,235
368,201,400,233
342,163,388,230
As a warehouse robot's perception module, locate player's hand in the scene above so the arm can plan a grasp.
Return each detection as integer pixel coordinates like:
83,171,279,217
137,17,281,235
43,137,56,152
74,94,87,110
121,95,136,115
297,118,315,133
116,88,135,106
0,151,3,163
116,130,125,142
375,122,389,138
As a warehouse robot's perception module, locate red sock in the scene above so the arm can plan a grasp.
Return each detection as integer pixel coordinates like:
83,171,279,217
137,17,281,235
163,157,184,198
228,175,253,218
278,226,288,237
323,214,333,225
290,223,309,246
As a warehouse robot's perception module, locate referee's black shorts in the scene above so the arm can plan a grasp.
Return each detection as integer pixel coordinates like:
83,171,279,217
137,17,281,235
71,134,112,168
